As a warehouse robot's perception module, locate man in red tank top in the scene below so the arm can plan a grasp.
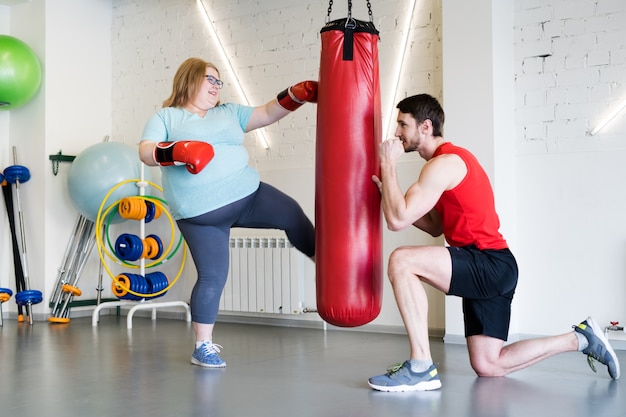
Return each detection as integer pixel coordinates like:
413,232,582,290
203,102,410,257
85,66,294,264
367,94,619,392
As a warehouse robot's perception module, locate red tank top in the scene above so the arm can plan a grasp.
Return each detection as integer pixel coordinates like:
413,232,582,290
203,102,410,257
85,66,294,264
433,142,508,250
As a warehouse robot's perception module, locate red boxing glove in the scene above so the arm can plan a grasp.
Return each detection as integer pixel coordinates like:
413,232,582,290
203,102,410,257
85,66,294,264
153,141,215,174
276,80,318,111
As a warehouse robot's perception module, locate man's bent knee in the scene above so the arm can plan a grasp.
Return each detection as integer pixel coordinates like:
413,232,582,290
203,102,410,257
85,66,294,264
470,355,506,377
388,246,420,272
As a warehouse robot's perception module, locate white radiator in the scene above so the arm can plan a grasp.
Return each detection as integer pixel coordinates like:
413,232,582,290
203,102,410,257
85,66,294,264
219,237,309,315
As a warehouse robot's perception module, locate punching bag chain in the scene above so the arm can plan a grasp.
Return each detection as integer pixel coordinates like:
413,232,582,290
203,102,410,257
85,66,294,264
326,0,374,23
326,0,333,22
346,0,356,28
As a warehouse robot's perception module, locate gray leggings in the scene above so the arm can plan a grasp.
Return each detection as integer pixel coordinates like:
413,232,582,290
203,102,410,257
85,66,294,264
176,183,315,324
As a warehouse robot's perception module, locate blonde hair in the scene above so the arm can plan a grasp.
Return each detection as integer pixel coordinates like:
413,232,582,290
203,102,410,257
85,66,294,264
162,57,221,108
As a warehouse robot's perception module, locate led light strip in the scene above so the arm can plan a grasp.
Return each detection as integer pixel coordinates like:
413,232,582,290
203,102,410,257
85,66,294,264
196,0,270,149
589,97,626,135
383,0,418,139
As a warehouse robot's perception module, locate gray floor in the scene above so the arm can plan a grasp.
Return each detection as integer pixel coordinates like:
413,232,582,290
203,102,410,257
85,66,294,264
1,315,624,417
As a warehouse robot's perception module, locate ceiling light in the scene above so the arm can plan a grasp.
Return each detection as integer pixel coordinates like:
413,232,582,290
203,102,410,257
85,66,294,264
589,97,626,136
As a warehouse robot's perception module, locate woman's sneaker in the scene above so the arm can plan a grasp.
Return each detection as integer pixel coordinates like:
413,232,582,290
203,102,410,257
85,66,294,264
368,361,442,392
574,317,620,380
191,341,226,368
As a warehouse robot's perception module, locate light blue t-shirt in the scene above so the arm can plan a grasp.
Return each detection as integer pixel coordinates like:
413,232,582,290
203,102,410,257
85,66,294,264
141,103,259,220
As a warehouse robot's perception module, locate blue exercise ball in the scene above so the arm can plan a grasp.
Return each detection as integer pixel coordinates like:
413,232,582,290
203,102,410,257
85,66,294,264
0,35,42,110
67,142,150,222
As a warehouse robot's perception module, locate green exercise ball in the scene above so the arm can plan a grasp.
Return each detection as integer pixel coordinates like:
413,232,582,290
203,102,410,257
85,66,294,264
0,35,42,110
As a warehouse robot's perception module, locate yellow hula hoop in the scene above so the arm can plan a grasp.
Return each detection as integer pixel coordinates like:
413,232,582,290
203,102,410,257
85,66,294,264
94,179,187,298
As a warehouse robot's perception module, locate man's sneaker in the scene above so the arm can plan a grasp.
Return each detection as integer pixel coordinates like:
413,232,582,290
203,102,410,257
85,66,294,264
368,361,442,392
191,341,226,368
573,317,620,380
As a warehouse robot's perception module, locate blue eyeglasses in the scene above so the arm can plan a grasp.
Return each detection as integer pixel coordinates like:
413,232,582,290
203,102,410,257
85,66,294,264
205,75,224,89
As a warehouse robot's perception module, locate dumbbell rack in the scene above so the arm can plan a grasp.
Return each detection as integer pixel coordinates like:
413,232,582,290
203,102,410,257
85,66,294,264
92,166,190,329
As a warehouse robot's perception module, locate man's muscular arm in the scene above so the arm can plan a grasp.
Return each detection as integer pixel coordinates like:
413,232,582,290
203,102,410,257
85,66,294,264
413,208,443,237
374,139,461,233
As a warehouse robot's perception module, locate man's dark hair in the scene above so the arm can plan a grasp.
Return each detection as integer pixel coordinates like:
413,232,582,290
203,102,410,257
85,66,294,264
396,94,445,137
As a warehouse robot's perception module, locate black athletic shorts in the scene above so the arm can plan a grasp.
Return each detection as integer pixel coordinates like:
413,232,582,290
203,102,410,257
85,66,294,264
447,245,518,341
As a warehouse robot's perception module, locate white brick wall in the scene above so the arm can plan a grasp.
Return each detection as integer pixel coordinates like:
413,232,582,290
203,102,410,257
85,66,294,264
110,0,443,170
515,0,626,153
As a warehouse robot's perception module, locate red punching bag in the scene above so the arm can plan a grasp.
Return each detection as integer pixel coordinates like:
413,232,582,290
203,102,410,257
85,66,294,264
315,10,382,327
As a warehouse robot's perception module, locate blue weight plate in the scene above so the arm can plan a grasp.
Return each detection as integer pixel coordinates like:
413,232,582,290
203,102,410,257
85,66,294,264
145,201,156,223
3,165,31,183
115,234,143,261
15,289,42,305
